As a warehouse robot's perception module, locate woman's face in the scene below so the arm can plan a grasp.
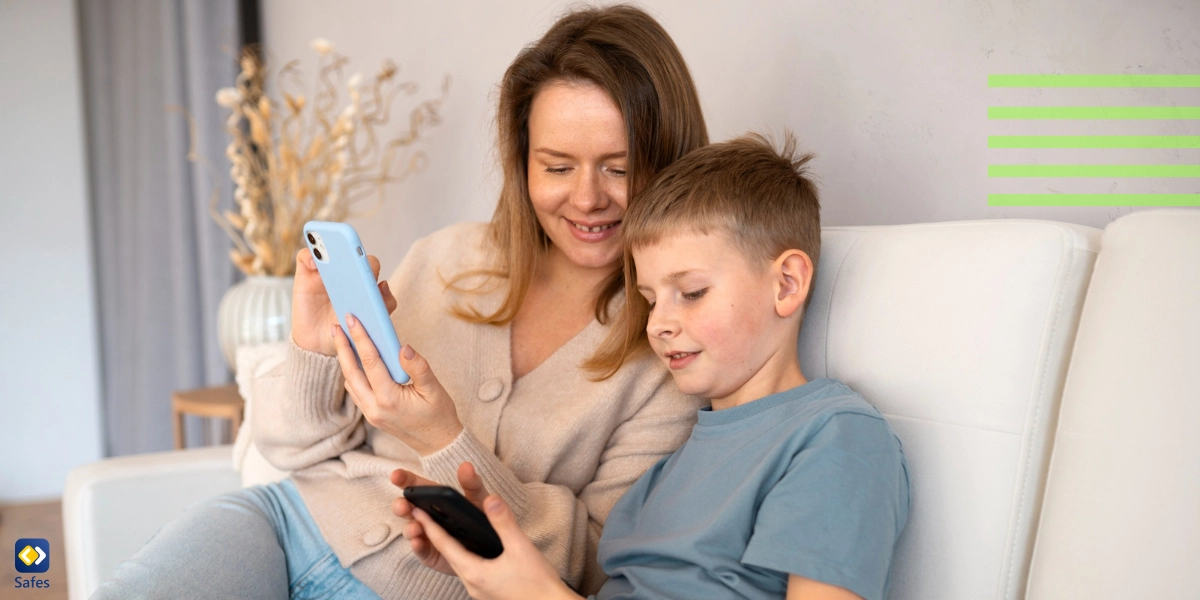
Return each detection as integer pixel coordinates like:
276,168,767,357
527,80,629,272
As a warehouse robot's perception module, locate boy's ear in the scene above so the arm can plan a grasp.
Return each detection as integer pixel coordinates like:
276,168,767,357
773,249,814,318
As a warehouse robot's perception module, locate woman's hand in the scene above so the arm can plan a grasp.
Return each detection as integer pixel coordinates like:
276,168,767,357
332,315,463,454
409,491,582,600
392,463,490,576
291,249,396,356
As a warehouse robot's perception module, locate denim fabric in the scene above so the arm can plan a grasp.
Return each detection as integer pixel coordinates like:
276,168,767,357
91,479,380,600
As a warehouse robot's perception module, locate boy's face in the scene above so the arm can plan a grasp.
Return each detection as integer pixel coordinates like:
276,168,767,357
634,230,801,407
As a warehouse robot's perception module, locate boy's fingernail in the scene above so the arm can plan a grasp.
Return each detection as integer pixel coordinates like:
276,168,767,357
402,344,415,359
485,496,502,514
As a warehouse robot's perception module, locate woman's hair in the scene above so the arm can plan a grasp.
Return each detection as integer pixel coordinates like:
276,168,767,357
584,131,821,379
446,4,708,326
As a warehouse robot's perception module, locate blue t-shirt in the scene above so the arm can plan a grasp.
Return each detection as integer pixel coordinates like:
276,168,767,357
594,379,909,600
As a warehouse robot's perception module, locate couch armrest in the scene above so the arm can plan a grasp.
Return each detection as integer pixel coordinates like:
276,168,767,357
62,445,242,600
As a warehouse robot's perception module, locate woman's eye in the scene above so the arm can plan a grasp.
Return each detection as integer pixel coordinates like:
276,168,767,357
608,166,627,177
545,166,571,174
682,288,707,301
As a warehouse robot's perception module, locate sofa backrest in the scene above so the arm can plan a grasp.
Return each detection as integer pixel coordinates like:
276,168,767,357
1026,209,1200,599
798,220,1100,599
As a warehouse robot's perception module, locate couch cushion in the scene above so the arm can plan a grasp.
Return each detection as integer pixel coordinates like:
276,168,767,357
798,220,1100,600
62,446,242,599
1026,209,1200,599
232,342,291,487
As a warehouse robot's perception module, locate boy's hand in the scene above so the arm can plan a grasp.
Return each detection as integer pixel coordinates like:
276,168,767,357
391,463,489,576
410,492,582,600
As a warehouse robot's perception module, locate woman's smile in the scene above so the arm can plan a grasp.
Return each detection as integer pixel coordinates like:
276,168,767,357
565,218,622,242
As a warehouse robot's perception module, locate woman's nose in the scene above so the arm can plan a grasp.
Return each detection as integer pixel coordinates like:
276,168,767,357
570,169,608,213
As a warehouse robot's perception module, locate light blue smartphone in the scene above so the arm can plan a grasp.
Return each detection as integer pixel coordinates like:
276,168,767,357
303,220,410,384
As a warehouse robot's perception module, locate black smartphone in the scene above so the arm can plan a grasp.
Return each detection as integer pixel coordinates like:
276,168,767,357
403,486,505,559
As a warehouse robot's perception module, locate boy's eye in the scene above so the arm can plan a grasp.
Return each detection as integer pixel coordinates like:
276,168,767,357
682,288,708,301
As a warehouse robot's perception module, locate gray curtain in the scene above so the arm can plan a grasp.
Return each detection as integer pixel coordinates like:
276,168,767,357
79,0,242,455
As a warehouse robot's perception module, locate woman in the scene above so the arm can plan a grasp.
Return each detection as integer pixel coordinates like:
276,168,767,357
93,5,708,600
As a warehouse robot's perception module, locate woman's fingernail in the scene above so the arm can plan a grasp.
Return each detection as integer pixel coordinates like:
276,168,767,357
402,344,415,359
347,314,358,328
485,496,502,514
332,324,339,338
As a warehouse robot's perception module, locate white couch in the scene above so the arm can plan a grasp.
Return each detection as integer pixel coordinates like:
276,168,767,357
63,209,1200,600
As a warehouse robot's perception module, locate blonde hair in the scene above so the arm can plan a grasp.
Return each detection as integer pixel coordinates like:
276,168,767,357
585,131,821,379
446,4,708,325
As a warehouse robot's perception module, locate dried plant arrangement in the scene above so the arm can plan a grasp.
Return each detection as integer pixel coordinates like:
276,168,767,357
210,38,449,276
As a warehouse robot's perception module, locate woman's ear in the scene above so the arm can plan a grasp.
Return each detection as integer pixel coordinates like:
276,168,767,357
773,249,814,318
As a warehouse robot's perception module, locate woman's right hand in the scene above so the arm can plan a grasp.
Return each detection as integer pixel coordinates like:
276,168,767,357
290,248,396,356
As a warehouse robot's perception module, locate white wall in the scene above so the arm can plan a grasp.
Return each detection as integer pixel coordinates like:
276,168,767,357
262,0,1199,274
0,0,104,502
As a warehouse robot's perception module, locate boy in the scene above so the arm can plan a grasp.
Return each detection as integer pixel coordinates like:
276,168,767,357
395,133,910,600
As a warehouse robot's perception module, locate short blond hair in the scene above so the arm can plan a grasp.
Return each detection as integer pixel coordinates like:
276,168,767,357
586,131,820,378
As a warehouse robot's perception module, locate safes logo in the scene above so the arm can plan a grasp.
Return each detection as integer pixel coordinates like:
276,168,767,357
13,538,51,591
15,538,49,573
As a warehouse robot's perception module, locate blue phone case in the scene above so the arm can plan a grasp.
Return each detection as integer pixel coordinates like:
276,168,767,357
303,221,410,384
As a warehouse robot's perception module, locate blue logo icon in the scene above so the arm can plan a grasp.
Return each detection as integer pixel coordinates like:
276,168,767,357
15,538,49,573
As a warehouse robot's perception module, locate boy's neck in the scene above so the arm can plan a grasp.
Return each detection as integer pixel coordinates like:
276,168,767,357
710,349,808,411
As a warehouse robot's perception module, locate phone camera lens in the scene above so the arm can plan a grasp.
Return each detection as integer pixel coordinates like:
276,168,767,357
313,248,323,260
307,232,316,245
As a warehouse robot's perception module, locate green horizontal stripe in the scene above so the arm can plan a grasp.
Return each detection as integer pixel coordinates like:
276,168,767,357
989,136,1200,148
989,165,1200,177
988,106,1200,119
989,75,1200,88
988,194,1200,206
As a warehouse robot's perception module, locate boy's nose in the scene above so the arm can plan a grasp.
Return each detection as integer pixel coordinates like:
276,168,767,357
646,307,677,338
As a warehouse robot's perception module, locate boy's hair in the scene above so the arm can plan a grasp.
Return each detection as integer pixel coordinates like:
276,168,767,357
585,131,821,379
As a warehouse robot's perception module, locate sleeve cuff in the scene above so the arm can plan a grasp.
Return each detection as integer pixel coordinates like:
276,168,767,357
286,340,348,420
420,428,533,517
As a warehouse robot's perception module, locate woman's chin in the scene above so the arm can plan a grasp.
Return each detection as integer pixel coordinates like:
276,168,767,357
551,242,621,272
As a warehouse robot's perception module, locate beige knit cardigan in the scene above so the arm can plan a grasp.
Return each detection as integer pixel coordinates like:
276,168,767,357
249,222,702,599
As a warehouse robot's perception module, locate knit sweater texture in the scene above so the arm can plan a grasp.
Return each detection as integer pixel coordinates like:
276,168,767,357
249,222,702,599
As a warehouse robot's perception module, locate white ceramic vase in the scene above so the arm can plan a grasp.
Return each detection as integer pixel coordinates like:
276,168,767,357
217,275,294,372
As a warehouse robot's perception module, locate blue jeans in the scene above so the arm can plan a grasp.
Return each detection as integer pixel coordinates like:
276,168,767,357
91,479,380,600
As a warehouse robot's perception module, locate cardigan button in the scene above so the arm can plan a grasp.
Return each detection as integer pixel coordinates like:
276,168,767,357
478,378,504,402
362,523,390,546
